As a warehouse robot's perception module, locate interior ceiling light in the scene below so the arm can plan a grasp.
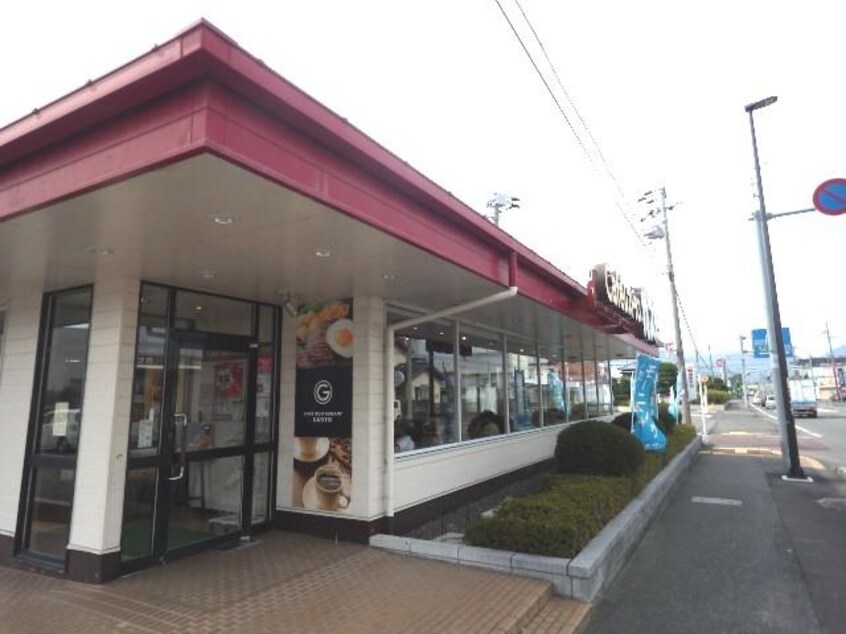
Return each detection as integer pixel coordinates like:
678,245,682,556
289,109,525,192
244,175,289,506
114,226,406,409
314,249,331,258
212,215,234,225
461,335,467,341
382,274,397,281
194,305,204,312
201,271,215,280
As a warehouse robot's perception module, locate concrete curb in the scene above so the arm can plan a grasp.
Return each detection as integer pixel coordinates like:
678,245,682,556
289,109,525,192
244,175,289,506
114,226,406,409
370,435,702,603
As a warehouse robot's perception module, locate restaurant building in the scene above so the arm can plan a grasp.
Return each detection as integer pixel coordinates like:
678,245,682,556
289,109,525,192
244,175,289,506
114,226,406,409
0,21,657,583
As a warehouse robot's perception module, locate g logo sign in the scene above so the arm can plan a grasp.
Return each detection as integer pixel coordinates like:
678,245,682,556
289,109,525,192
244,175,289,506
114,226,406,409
314,380,333,405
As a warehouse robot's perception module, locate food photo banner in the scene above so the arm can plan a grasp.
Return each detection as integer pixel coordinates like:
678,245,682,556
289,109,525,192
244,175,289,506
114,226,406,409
292,299,354,513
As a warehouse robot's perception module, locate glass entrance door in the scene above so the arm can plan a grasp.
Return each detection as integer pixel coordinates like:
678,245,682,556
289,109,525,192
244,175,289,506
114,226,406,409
160,332,256,556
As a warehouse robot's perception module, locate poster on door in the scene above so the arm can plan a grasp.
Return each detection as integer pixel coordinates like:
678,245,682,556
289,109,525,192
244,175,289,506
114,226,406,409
292,298,353,513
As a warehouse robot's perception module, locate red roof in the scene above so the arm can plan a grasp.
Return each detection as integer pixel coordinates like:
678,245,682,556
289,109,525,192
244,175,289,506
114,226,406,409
0,19,655,352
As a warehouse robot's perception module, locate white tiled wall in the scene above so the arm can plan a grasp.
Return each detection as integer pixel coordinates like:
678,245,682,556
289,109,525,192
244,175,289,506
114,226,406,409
68,277,139,554
351,296,385,518
393,426,562,511
0,290,42,536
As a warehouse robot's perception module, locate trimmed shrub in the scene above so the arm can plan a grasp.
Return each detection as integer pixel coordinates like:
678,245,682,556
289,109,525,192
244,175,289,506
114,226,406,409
657,402,678,435
705,389,731,405
569,402,588,421
465,423,698,558
611,411,634,432
554,420,645,477
464,475,635,558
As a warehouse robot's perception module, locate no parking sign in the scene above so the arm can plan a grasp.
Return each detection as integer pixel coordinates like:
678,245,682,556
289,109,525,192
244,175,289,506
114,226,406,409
812,178,846,216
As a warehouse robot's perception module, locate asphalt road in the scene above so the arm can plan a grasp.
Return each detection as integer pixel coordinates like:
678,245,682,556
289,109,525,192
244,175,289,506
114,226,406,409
731,401,846,472
587,405,846,634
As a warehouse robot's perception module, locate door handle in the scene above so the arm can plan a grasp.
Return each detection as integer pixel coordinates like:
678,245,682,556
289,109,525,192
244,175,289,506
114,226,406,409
168,413,188,481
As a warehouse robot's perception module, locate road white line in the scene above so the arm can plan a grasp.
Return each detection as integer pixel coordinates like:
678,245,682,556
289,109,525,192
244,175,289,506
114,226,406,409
691,496,743,506
750,404,823,438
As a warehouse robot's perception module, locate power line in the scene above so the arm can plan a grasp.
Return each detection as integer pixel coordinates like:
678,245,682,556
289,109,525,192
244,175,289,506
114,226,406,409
492,0,649,251
512,0,626,202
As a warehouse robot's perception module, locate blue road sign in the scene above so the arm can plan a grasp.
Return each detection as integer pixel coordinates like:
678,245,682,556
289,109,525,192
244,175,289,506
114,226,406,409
813,178,846,216
751,327,794,358
752,329,769,358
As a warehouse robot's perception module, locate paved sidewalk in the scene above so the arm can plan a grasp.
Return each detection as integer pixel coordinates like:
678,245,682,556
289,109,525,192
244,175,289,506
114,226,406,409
586,412,846,633
0,531,589,633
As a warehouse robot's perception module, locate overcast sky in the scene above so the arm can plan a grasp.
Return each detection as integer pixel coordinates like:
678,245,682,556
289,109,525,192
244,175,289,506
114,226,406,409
3,1,844,366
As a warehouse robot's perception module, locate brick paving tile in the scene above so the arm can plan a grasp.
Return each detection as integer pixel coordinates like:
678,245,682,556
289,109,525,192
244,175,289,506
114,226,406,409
0,531,589,634
521,597,591,634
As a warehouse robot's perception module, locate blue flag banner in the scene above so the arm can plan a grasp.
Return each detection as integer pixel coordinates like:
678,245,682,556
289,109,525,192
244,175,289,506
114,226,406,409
631,354,666,452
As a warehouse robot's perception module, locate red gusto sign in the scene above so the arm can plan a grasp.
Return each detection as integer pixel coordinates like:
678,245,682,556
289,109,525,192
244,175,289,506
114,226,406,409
592,264,658,343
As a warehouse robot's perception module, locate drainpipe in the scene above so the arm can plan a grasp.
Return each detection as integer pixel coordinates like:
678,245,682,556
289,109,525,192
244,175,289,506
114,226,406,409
384,263,519,531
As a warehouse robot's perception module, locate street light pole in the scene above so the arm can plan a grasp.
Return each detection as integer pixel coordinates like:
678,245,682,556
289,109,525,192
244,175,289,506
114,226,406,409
745,96,808,480
825,322,840,402
658,187,693,429
739,335,749,409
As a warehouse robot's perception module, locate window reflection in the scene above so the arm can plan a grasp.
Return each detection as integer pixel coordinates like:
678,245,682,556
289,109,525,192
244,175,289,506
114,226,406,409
129,284,168,457
566,358,588,421
461,331,505,439
36,288,92,455
393,322,458,452
539,350,567,426
507,344,540,432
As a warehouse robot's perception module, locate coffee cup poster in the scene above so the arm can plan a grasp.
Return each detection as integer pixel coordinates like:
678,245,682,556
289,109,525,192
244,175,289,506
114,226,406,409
292,299,353,513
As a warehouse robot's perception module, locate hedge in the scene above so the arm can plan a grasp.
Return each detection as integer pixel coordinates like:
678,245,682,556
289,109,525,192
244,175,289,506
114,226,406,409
554,420,645,477
464,424,697,558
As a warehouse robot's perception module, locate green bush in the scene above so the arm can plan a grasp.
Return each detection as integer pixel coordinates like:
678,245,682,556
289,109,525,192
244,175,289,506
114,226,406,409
554,421,645,477
569,402,588,420
611,411,634,432
465,423,698,558
464,475,635,558
657,402,678,434
706,389,731,405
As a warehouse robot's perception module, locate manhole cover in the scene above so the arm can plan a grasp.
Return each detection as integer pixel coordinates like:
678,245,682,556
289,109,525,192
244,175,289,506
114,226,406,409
816,498,846,510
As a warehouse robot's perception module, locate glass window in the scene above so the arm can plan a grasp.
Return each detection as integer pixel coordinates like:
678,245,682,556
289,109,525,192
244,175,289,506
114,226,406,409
460,329,505,440
255,305,276,444
583,359,600,418
252,452,271,525
507,341,541,432
175,290,253,336
21,286,94,562
129,284,168,457
539,346,567,426
598,358,612,414
35,288,93,455
392,320,458,452
566,357,588,421
121,467,158,561
25,467,76,558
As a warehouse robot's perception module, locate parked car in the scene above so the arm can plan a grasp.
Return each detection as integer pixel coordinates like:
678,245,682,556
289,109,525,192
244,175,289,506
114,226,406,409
765,395,776,409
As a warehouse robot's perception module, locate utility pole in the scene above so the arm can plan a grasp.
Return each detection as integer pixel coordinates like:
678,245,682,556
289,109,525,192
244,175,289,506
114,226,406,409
825,322,840,402
658,187,693,428
739,335,749,409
